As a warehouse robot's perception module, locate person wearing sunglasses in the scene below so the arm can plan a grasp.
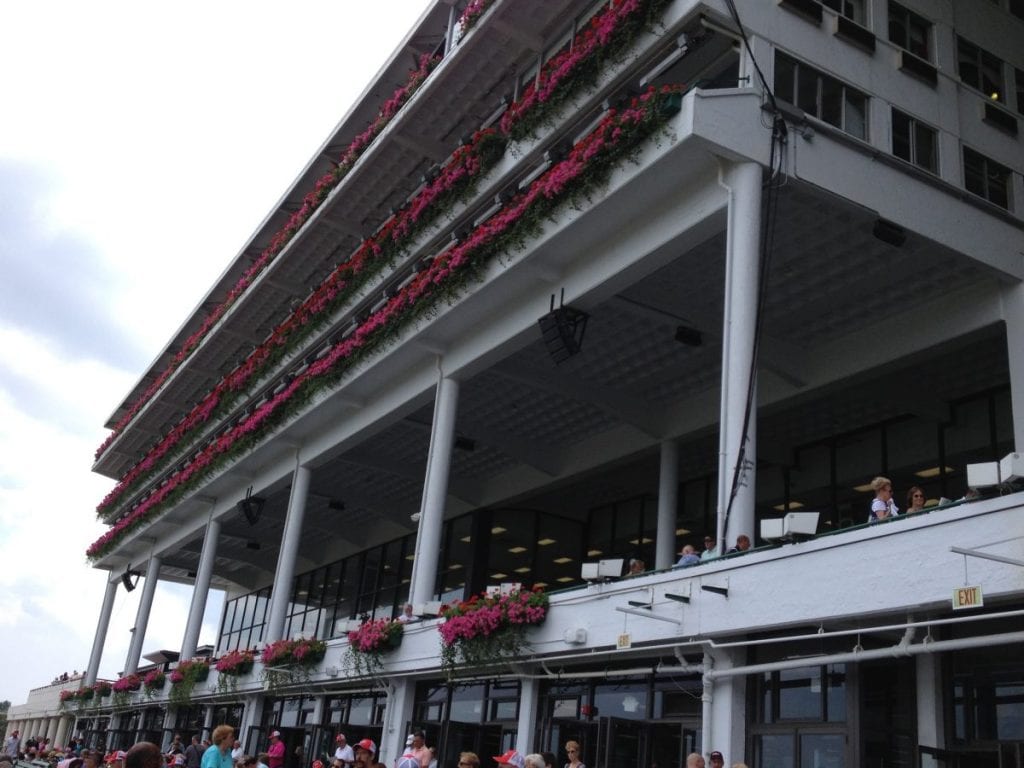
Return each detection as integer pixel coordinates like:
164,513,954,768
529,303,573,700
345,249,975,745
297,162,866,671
906,486,927,514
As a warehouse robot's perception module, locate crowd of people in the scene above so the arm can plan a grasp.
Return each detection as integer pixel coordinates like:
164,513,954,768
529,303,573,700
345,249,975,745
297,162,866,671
4,729,751,768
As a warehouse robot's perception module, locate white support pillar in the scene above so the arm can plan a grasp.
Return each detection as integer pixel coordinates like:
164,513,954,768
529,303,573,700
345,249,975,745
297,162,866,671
916,653,945,750
124,555,162,675
1001,282,1024,450
515,676,540,753
84,576,119,686
46,717,59,743
716,160,762,552
238,693,264,753
381,680,416,765
704,647,746,766
54,716,72,750
265,461,312,643
410,372,459,606
656,440,680,570
181,516,221,660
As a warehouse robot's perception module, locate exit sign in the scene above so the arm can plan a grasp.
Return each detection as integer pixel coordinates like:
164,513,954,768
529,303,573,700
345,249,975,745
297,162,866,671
952,585,983,610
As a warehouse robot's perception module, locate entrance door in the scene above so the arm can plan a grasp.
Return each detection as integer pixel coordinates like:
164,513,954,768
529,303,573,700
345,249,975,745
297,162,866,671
441,722,507,766
595,717,644,768
539,720,598,768
648,722,700,768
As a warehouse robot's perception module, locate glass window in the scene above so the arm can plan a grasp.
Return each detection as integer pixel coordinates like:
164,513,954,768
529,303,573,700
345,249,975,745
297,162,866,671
963,147,1011,209
892,109,938,172
756,734,795,768
1016,68,1024,116
774,52,868,139
888,2,931,59
822,0,864,23
800,734,846,767
958,36,1005,102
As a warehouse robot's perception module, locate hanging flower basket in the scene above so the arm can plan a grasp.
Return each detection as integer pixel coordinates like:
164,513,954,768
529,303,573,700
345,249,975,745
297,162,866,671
110,675,141,710
143,669,167,698
215,649,256,693
169,659,211,706
343,620,404,677
438,587,548,677
93,681,113,698
260,637,327,691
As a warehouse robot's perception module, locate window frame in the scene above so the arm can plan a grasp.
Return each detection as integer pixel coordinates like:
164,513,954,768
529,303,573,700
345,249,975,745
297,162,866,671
891,108,938,173
957,35,1006,103
774,51,869,140
963,146,1012,209
888,1,931,60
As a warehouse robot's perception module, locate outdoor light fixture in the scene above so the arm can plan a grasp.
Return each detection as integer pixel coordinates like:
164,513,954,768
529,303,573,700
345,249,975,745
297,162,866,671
674,325,703,347
121,568,141,592
238,486,266,527
872,218,906,247
538,289,589,364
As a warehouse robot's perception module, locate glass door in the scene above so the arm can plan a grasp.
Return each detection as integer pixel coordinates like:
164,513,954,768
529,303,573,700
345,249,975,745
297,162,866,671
595,717,644,768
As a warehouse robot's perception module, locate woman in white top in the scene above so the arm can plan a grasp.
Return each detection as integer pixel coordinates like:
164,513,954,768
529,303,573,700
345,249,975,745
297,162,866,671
868,476,899,522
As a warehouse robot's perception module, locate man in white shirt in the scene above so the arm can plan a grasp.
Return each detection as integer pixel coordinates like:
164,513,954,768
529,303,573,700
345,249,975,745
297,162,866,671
333,735,353,767
231,742,244,762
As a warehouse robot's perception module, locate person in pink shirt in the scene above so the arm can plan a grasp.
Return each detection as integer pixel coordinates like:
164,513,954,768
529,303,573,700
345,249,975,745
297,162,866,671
267,733,285,768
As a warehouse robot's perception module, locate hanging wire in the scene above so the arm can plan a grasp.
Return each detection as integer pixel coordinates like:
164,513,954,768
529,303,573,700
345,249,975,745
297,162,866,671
718,0,788,545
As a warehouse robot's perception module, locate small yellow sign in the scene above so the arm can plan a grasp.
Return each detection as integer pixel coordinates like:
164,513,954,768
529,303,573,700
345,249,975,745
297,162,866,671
617,633,632,649
952,585,983,610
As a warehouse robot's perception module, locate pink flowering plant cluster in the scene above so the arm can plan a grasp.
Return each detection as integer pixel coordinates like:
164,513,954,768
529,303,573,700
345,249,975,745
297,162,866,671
93,681,112,698
111,674,142,693
343,619,404,677
93,54,440,465
260,637,327,668
59,687,93,709
142,669,166,694
168,658,210,706
457,0,494,37
215,649,255,676
86,0,677,562
438,587,549,675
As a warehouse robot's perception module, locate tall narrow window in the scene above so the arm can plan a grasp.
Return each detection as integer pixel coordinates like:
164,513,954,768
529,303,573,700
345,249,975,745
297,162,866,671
888,2,931,59
963,147,1011,209
822,0,865,22
957,36,1005,102
892,109,937,172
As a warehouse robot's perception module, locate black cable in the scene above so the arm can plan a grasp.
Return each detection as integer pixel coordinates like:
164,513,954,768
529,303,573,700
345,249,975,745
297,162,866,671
716,0,787,547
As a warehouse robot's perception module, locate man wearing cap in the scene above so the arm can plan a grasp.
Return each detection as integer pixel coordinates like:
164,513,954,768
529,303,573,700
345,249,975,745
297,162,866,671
353,740,375,768
493,751,525,768
266,733,285,768
333,736,353,768
394,746,419,768
707,751,724,768
408,733,430,768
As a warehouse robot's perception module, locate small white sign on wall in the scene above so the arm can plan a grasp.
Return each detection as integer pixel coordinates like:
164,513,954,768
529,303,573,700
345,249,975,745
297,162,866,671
617,633,632,649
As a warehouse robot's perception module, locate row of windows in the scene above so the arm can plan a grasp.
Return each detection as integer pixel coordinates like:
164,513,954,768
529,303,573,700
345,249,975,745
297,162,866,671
887,2,1023,116
774,51,1016,210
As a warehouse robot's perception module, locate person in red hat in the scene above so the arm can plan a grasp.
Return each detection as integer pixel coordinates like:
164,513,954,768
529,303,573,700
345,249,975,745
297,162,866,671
267,733,285,768
353,740,375,768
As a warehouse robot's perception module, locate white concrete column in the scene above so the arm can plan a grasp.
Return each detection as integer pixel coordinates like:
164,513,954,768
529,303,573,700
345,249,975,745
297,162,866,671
515,676,540,753
380,680,416,765
1001,282,1024,450
84,576,119,686
410,371,459,606
916,653,944,749
124,555,163,675
656,440,680,570
181,516,221,660
265,460,312,643
704,647,745,766
54,716,72,749
716,160,762,552
238,693,264,753
46,717,59,743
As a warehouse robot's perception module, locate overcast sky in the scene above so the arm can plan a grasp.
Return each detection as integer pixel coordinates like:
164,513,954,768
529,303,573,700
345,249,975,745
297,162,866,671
0,0,432,709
